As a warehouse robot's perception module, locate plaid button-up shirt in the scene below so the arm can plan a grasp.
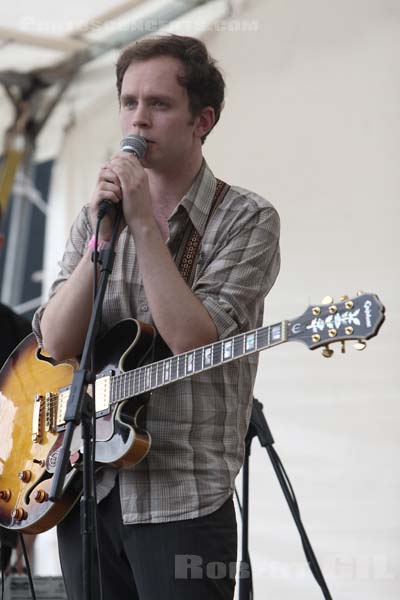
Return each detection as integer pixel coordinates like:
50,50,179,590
33,161,280,524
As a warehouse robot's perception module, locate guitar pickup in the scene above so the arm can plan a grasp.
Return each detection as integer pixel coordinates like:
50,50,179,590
55,376,111,430
94,376,111,413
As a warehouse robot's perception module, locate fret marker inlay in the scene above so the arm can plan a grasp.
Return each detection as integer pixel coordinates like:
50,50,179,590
204,347,212,367
271,325,282,343
223,340,233,360
187,352,194,373
245,333,256,352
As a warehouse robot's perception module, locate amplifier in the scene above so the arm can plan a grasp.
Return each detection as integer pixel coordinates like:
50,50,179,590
3,575,66,600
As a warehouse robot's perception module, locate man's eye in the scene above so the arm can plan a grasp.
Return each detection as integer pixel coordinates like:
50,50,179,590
124,100,137,109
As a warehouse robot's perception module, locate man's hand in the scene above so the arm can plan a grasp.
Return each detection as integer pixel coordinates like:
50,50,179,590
107,152,153,232
90,162,125,241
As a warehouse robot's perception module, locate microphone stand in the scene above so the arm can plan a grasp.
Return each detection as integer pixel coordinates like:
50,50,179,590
238,398,333,600
49,207,122,600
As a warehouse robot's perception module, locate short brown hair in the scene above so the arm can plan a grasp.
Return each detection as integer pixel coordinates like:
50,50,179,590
116,35,225,142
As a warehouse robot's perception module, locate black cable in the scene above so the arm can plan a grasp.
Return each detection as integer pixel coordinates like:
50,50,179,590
234,487,254,599
265,444,333,598
90,217,103,600
92,219,104,600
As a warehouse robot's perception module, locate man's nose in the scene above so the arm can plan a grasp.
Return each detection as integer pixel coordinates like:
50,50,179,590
133,102,151,128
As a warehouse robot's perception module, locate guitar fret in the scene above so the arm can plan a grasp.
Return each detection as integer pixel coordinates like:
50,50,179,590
110,378,115,405
122,373,128,400
222,339,233,361
170,356,178,381
204,346,212,368
133,369,138,396
118,374,122,400
151,364,157,388
139,367,146,394
245,332,256,353
187,351,195,374
194,348,203,372
164,359,171,383
178,354,186,378
234,334,244,357
213,341,222,365
145,366,151,390
113,320,287,403
270,323,282,345
156,361,163,387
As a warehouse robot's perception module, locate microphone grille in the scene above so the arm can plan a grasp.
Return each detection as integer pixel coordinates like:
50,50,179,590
120,135,147,158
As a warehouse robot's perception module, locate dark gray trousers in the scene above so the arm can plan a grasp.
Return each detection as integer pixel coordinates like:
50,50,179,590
57,481,237,600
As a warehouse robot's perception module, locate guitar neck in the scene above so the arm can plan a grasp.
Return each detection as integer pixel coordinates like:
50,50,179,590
111,320,288,404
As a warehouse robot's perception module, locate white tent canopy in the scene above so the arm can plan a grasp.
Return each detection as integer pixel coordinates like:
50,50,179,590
0,0,230,161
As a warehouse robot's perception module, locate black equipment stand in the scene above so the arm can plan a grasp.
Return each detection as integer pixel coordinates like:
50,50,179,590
238,398,333,600
49,208,122,600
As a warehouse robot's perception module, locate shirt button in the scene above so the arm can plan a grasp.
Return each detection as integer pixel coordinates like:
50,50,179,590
140,303,148,312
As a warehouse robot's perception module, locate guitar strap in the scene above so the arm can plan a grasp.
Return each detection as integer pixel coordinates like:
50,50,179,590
153,178,230,361
176,178,230,287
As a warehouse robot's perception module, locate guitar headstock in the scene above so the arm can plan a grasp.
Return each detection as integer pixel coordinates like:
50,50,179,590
287,292,385,356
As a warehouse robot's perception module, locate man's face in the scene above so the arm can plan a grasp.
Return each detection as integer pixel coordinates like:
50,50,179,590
119,56,207,171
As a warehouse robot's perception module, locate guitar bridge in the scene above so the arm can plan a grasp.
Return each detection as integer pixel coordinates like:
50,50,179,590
45,392,58,433
32,395,44,442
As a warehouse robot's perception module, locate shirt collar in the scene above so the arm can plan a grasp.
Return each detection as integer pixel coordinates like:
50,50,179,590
176,159,217,237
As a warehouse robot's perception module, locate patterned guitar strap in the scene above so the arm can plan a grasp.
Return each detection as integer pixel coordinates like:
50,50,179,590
153,178,230,360
176,178,230,287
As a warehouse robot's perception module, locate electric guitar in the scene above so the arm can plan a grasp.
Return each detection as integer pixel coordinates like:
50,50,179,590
0,292,384,534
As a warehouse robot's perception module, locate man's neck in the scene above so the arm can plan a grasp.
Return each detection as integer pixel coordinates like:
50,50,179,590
147,153,204,215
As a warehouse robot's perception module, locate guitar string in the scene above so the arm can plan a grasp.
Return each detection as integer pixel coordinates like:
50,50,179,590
39,311,363,417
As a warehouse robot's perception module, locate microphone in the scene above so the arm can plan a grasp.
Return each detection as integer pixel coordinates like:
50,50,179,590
97,134,148,220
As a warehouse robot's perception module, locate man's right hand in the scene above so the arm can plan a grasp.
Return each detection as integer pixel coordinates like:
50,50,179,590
90,163,125,241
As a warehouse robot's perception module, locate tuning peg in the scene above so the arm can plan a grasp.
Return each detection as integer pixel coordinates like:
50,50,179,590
356,290,365,297
353,340,367,351
322,346,334,358
321,296,334,305
341,341,346,354
340,295,349,301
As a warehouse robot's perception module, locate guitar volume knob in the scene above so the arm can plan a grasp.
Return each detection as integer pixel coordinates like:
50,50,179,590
11,507,28,521
18,470,32,483
33,490,49,503
0,489,11,502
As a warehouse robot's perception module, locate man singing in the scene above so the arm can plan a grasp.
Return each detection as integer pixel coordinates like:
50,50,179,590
33,34,280,600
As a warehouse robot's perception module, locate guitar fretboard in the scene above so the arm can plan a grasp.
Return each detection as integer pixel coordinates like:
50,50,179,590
110,321,288,404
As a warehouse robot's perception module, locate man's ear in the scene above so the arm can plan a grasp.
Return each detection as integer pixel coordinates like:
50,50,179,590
194,106,215,139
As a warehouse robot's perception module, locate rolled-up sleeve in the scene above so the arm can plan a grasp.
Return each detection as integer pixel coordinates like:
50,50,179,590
193,198,280,340
32,205,92,346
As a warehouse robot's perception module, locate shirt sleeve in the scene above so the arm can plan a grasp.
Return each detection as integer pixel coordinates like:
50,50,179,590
32,205,93,346
192,197,280,340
